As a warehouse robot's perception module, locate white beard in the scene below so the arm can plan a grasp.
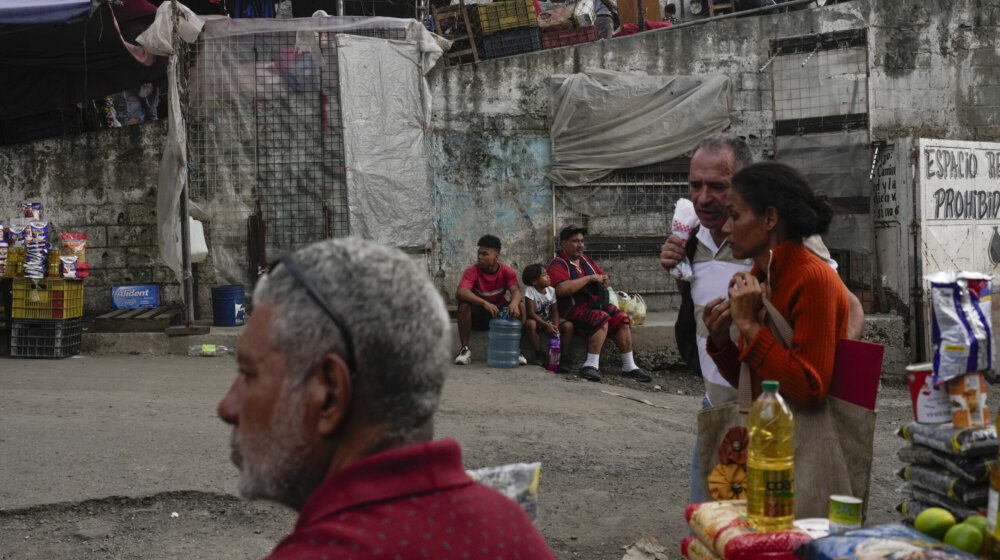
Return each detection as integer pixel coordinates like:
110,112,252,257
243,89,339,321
230,387,318,508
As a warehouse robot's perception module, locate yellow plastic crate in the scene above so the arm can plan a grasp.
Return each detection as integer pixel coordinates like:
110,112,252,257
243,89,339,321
471,0,537,36
12,278,84,319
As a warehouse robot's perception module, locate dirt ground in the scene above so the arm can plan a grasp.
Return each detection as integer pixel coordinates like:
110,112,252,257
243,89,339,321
0,354,986,559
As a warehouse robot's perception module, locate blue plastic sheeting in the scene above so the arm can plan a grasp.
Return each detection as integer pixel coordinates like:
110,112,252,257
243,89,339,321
0,0,92,24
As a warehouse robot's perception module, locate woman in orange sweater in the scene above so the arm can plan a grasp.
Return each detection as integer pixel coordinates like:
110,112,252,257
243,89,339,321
704,162,848,409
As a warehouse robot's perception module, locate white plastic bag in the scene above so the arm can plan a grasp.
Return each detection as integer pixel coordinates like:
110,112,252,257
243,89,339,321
188,217,209,264
669,199,700,282
467,462,541,521
626,293,647,325
608,287,620,309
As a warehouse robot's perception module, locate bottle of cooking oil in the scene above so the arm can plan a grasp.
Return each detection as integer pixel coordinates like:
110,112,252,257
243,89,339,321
747,380,795,532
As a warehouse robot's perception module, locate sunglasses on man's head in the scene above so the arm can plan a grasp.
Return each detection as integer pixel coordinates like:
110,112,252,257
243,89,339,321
267,253,358,375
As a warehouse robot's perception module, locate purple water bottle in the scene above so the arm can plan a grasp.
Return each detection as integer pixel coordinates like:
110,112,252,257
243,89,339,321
547,335,561,373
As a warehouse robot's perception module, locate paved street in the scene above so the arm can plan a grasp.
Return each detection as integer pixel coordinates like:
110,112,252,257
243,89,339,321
0,354,939,559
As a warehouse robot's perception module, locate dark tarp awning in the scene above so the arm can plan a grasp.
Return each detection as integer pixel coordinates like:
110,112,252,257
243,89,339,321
0,0,93,24
0,0,167,120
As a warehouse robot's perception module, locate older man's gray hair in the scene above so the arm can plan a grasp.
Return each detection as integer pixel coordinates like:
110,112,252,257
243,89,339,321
694,133,753,171
253,237,450,443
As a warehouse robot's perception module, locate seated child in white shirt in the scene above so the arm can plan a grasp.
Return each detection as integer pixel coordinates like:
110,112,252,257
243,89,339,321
522,264,560,366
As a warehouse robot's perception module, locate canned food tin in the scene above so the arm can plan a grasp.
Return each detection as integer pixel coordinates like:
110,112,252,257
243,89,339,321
829,495,863,534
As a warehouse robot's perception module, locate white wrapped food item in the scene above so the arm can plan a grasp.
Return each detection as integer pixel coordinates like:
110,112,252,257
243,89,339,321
669,198,699,282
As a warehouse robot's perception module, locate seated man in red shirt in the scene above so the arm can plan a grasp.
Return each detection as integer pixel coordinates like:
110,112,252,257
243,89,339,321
548,224,651,383
454,234,526,366
217,238,556,560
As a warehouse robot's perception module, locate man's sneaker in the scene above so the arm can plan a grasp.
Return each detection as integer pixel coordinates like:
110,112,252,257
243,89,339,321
578,366,601,382
623,367,652,382
518,353,528,366
454,346,472,365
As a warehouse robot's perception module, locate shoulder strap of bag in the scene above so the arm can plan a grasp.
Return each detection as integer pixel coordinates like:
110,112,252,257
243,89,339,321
736,295,793,413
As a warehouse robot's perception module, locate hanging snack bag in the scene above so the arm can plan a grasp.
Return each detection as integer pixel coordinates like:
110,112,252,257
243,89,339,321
60,255,78,279
9,224,25,247
927,271,994,385
22,202,41,220
0,241,7,276
61,233,88,263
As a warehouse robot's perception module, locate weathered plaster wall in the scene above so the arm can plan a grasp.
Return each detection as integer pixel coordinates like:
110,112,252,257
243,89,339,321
427,3,869,304
426,0,1000,306
0,122,214,317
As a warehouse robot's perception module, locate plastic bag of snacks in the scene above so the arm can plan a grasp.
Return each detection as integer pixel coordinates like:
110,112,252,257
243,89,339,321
897,444,996,483
796,523,978,560
926,271,994,385
466,463,540,521
897,421,998,456
896,464,989,505
61,233,87,263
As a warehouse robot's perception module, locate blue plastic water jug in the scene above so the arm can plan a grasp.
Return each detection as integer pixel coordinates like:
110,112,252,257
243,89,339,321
487,317,521,368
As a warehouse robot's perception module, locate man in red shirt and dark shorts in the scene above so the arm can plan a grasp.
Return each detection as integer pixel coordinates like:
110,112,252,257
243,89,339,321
454,234,526,365
217,238,555,560
548,225,651,383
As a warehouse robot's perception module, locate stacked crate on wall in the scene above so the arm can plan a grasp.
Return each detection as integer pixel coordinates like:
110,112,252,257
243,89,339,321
540,25,596,50
9,278,85,359
469,0,541,60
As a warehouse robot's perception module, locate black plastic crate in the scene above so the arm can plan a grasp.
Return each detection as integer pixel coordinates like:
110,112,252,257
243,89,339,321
10,317,83,359
480,27,542,60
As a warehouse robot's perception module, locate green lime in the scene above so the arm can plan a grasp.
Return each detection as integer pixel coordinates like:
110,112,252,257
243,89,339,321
944,523,984,555
915,507,957,540
964,515,989,535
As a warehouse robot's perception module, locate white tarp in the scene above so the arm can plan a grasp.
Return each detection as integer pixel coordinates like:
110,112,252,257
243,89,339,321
143,7,442,289
337,34,435,247
547,70,731,186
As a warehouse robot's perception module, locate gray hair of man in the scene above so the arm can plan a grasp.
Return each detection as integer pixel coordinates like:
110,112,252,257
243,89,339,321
693,133,754,172
252,237,450,444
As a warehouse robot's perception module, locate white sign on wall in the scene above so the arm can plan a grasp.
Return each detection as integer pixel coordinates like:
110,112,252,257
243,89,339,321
917,138,1000,280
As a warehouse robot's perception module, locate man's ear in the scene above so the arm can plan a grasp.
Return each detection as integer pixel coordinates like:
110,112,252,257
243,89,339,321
312,353,352,437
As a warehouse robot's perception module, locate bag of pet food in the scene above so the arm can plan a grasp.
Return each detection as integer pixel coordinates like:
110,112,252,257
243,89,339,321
896,464,989,505
796,523,978,560
898,443,996,483
926,271,994,385
897,421,998,456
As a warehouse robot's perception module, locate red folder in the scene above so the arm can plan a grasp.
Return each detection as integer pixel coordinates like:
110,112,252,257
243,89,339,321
830,339,885,411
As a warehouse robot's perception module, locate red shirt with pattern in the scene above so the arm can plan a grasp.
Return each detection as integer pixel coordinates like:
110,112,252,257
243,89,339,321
265,439,555,560
459,263,519,305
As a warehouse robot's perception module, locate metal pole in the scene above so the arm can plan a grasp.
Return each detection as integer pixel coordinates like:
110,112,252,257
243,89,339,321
337,0,344,16
636,0,645,31
180,183,195,324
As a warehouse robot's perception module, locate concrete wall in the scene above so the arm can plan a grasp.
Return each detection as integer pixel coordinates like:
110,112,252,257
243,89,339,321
2,0,997,321
0,122,213,317
426,0,1000,305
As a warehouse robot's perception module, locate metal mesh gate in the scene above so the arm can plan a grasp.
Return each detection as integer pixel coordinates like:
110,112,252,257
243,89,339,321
553,159,690,305
182,24,407,284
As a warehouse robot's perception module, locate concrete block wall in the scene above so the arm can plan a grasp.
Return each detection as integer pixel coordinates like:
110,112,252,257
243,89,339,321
0,122,215,318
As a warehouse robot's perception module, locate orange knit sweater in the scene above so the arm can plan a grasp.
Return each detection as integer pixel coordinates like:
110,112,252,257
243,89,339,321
706,239,848,409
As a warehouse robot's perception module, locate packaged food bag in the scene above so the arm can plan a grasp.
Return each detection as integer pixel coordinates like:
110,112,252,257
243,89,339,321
682,535,722,560
948,372,989,427
686,501,811,560
897,421,998,456
898,483,983,520
927,271,994,385
467,462,540,521
897,444,996,483
669,198,700,281
896,464,989,505
796,523,979,560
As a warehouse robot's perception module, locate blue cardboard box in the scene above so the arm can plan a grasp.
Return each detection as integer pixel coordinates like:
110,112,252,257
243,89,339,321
112,285,160,309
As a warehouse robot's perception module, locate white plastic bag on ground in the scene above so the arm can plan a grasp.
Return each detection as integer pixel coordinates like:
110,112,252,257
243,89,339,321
467,462,541,521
